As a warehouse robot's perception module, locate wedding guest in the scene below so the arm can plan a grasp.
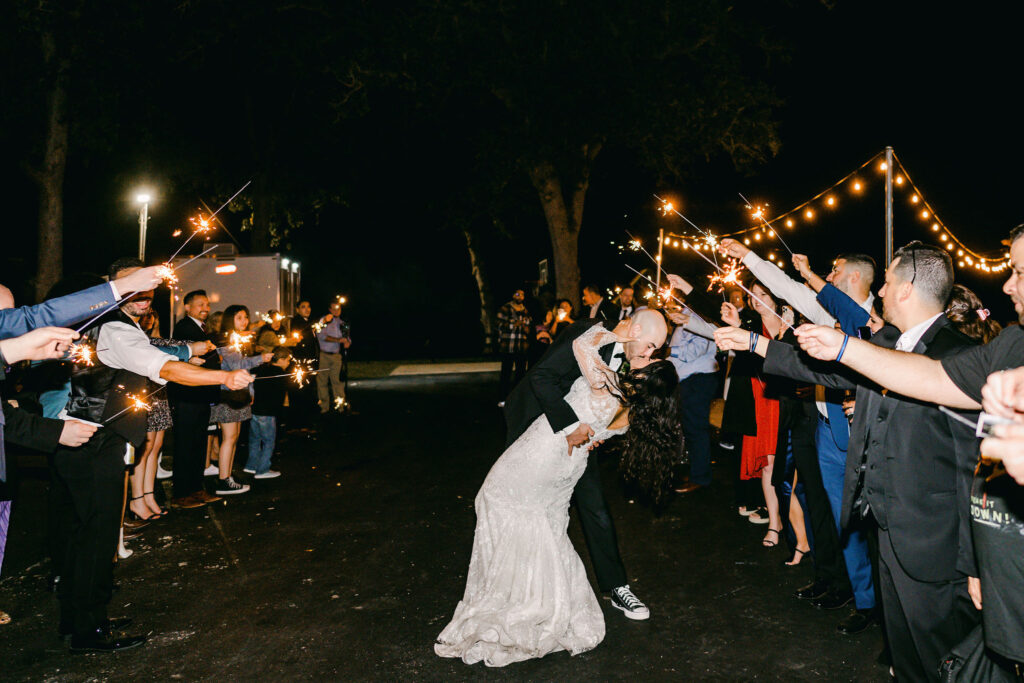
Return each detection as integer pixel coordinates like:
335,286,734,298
254,310,287,352
945,283,1002,344
167,290,223,509
582,284,617,321
244,346,292,479
129,310,211,520
211,305,271,495
728,242,981,680
497,288,532,403
720,284,784,546
288,301,320,427
729,240,877,618
665,307,718,492
616,287,635,320
55,257,253,651
315,301,351,413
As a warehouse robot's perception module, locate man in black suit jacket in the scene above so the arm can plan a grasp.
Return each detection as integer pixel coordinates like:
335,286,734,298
167,289,222,507
582,283,619,322
503,309,668,621
723,243,979,681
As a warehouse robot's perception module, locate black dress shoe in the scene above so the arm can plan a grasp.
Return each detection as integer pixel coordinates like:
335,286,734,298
69,626,146,653
811,588,854,610
794,580,830,601
60,617,134,638
837,608,876,635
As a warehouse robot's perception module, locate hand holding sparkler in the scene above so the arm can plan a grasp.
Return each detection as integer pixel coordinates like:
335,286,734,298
113,266,164,295
714,326,758,353
720,302,741,327
791,254,812,280
224,369,254,391
718,238,751,261
981,367,1024,421
0,327,79,363
58,420,99,447
189,340,216,356
666,273,694,296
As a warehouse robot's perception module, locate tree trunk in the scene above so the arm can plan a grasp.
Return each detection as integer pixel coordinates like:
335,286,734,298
527,142,601,304
33,30,69,301
463,226,495,352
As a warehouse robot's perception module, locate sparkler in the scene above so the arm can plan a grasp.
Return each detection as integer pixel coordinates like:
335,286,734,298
167,180,252,262
155,264,179,288
103,386,164,424
623,264,712,327
69,341,95,366
628,236,790,328
706,259,745,293
652,194,723,278
253,362,324,386
227,331,252,354
739,192,795,258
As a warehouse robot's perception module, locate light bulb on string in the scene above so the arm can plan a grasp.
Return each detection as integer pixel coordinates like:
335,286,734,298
826,195,836,207
911,195,920,204
744,238,751,245
785,218,794,228
946,243,954,251
673,240,680,248
932,223,940,232
920,209,930,219
940,234,948,242
852,180,863,192
895,175,904,185
754,232,762,241
804,209,814,220
879,162,888,172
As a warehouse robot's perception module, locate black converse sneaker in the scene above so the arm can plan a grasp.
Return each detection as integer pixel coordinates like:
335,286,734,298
215,476,250,495
610,585,650,620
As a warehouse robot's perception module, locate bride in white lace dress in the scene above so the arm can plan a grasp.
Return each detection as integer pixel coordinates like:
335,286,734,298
435,324,681,667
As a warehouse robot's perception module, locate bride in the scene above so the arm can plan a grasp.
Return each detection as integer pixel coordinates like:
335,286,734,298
435,322,681,667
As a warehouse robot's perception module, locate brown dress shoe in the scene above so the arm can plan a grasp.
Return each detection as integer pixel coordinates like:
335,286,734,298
197,491,222,504
170,493,205,509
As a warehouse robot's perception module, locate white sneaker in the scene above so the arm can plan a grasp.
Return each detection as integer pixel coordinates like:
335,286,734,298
156,461,173,480
204,464,220,477
610,585,650,620
243,468,256,475
254,470,281,480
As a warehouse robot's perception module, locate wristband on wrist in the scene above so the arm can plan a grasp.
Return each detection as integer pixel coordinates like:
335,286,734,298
836,334,850,362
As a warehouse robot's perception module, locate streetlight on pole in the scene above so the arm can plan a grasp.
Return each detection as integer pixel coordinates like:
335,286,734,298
135,191,152,262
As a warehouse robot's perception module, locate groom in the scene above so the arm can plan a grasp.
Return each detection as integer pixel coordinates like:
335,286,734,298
503,309,668,620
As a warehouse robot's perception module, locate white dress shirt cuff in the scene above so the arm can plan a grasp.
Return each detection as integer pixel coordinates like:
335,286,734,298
108,280,121,301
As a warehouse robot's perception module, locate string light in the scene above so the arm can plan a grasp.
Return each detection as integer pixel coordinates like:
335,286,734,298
654,148,1009,275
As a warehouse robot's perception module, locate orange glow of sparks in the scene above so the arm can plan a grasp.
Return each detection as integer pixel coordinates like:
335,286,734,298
172,229,183,237
155,264,178,286
189,214,213,233
706,259,745,293
126,394,153,413
70,342,95,366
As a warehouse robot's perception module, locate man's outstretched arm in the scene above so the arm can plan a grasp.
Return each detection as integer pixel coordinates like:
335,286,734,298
793,324,979,409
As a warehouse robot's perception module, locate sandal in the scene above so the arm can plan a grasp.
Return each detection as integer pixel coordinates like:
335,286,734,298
762,528,782,547
128,495,162,521
785,548,811,566
143,491,169,516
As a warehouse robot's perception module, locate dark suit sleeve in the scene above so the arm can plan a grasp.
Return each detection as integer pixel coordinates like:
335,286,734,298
762,339,857,390
2,400,64,452
529,342,582,434
0,282,116,339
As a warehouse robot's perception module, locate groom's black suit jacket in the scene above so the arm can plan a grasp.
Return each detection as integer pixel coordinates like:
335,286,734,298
503,318,616,447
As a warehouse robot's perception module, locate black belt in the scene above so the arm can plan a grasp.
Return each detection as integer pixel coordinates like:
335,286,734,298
321,351,342,355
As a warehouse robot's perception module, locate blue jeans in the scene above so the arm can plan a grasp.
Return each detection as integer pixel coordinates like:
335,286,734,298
246,415,277,474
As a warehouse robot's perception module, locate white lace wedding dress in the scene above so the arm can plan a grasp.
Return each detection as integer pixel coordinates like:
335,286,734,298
435,325,628,667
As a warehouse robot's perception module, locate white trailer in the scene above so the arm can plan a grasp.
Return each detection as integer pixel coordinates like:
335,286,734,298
168,243,302,335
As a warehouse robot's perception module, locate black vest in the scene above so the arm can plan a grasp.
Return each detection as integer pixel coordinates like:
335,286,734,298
67,310,150,448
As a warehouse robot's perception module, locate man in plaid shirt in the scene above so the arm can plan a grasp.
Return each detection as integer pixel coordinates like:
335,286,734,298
497,289,533,405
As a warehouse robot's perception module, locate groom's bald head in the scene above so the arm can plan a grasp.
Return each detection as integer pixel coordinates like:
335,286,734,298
623,309,668,367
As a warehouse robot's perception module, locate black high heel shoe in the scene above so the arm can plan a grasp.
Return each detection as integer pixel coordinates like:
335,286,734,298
143,491,169,516
127,495,162,521
784,548,812,566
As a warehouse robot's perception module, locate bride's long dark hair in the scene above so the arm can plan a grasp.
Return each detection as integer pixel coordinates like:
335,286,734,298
612,359,681,505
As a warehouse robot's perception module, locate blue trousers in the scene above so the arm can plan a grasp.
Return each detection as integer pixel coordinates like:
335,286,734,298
246,415,277,474
678,372,717,486
816,417,875,610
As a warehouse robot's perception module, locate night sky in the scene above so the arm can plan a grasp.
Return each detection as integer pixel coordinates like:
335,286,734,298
1,2,1020,358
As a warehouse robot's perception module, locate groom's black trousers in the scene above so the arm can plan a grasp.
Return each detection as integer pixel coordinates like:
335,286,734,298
572,454,628,591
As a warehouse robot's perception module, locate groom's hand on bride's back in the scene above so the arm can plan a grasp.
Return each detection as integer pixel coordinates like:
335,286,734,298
566,423,595,456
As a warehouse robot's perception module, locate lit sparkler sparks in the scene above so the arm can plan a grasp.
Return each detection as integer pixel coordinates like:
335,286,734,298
312,319,327,334
252,362,324,386
707,259,745,293
103,387,163,423
69,341,95,366
278,335,288,345
172,229,182,238
740,192,795,257
228,331,251,353
627,239,642,252
155,264,179,287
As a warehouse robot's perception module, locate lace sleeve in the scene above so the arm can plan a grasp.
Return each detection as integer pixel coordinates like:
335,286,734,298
572,325,620,391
